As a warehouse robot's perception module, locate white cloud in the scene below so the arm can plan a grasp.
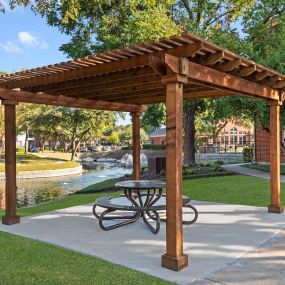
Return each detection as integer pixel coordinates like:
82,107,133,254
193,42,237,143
0,31,48,54
18,31,48,49
0,41,23,53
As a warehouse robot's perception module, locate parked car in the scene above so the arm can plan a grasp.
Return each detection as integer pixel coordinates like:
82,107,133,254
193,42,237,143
80,147,88,152
91,145,102,152
30,147,39,153
102,145,111,151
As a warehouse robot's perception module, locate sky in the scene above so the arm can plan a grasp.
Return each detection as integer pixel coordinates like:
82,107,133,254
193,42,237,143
0,2,131,125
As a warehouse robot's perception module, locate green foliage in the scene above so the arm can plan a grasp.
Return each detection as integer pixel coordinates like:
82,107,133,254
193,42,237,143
17,104,115,159
108,131,120,144
141,103,166,133
243,146,254,162
121,146,132,150
142,144,165,150
16,146,25,153
214,160,224,166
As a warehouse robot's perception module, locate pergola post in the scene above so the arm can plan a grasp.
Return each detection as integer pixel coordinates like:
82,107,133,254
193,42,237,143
161,75,188,271
2,100,20,225
132,112,141,180
268,100,284,213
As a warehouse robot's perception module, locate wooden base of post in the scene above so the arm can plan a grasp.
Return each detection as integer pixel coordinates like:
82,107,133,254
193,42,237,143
2,215,20,225
161,254,188,271
268,204,284,214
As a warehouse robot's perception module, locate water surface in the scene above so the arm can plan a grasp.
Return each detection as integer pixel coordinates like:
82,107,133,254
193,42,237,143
0,162,131,208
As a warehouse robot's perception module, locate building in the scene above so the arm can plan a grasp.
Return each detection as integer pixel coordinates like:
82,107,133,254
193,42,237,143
150,122,253,152
149,128,166,145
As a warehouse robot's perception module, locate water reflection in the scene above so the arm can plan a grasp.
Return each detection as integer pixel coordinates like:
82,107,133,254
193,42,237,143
0,162,131,208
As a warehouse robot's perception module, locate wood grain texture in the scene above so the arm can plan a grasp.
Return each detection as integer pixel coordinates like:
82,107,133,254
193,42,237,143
2,101,20,225
162,80,188,271
132,113,141,180
268,101,284,213
0,88,147,113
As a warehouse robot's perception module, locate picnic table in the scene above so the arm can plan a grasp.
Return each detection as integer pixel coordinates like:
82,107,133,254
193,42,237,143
93,180,198,234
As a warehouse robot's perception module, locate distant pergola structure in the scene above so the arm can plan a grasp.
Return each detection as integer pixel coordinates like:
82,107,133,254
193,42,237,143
0,32,284,271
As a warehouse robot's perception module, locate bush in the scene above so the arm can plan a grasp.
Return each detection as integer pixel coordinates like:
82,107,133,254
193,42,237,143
183,167,198,175
142,144,165,150
121,146,132,150
214,160,224,165
243,146,254,162
16,146,25,153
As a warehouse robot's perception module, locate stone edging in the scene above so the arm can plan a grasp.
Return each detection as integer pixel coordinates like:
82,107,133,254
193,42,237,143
0,165,82,180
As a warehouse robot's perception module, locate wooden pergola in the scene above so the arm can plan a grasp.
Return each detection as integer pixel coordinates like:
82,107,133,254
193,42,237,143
0,32,284,271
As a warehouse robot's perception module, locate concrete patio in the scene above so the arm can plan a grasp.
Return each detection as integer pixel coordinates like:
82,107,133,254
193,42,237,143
0,199,285,285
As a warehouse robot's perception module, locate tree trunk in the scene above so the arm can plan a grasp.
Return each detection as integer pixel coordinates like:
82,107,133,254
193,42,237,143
71,139,77,161
183,101,197,166
24,126,29,154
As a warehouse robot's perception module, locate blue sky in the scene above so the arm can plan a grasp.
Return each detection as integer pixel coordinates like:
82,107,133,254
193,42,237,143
0,3,131,125
0,5,70,73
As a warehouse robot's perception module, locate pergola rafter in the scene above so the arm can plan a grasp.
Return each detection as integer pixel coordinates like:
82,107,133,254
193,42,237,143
0,31,284,272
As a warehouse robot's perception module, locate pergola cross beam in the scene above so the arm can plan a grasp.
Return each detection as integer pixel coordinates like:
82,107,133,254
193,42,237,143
0,88,147,113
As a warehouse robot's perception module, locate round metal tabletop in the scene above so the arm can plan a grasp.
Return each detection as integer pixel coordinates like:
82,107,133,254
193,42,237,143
115,180,166,190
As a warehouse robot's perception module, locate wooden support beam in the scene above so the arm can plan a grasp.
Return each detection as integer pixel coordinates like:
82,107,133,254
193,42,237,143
2,100,20,225
27,68,156,93
0,88,147,113
271,80,285,89
254,70,270,81
204,51,224,65
233,65,256,77
132,113,141,180
166,41,203,57
186,61,280,100
161,77,188,271
48,74,159,95
3,54,153,89
217,58,242,72
268,100,284,213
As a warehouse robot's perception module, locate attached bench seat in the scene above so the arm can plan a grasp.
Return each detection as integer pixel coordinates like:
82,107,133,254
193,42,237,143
93,194,198,226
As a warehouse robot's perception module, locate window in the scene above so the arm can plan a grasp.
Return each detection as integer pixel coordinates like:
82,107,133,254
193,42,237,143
239,135,247,146
230,128,238,145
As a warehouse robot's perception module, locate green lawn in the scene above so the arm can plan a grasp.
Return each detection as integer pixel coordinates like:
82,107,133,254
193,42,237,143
0,153,79,172
79,174,283,208
183,175,284,207
0,231,172,285
242,163,285,175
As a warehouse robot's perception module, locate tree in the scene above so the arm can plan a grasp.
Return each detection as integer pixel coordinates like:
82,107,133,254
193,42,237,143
109,131,120,145
243,1,285,129
3,0,257,165
56,107,115,160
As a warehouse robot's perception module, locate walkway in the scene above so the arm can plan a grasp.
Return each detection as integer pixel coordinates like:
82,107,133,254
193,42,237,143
0,199,285,285
195,229,285,285
222,163,285,182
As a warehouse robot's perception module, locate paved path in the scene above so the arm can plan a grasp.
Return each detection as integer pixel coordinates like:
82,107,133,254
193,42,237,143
193,230,285,285
222,163,285,182
1,199,285,285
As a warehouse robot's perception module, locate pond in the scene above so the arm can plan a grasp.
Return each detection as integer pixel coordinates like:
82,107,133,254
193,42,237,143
0,162,132,208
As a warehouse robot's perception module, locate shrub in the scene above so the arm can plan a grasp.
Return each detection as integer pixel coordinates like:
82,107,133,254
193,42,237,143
16,146,25,153
243,146,254,162
121,146,132,150
183,167,198,175
142,144,165,150
142,144,151,150
214,160,224,165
